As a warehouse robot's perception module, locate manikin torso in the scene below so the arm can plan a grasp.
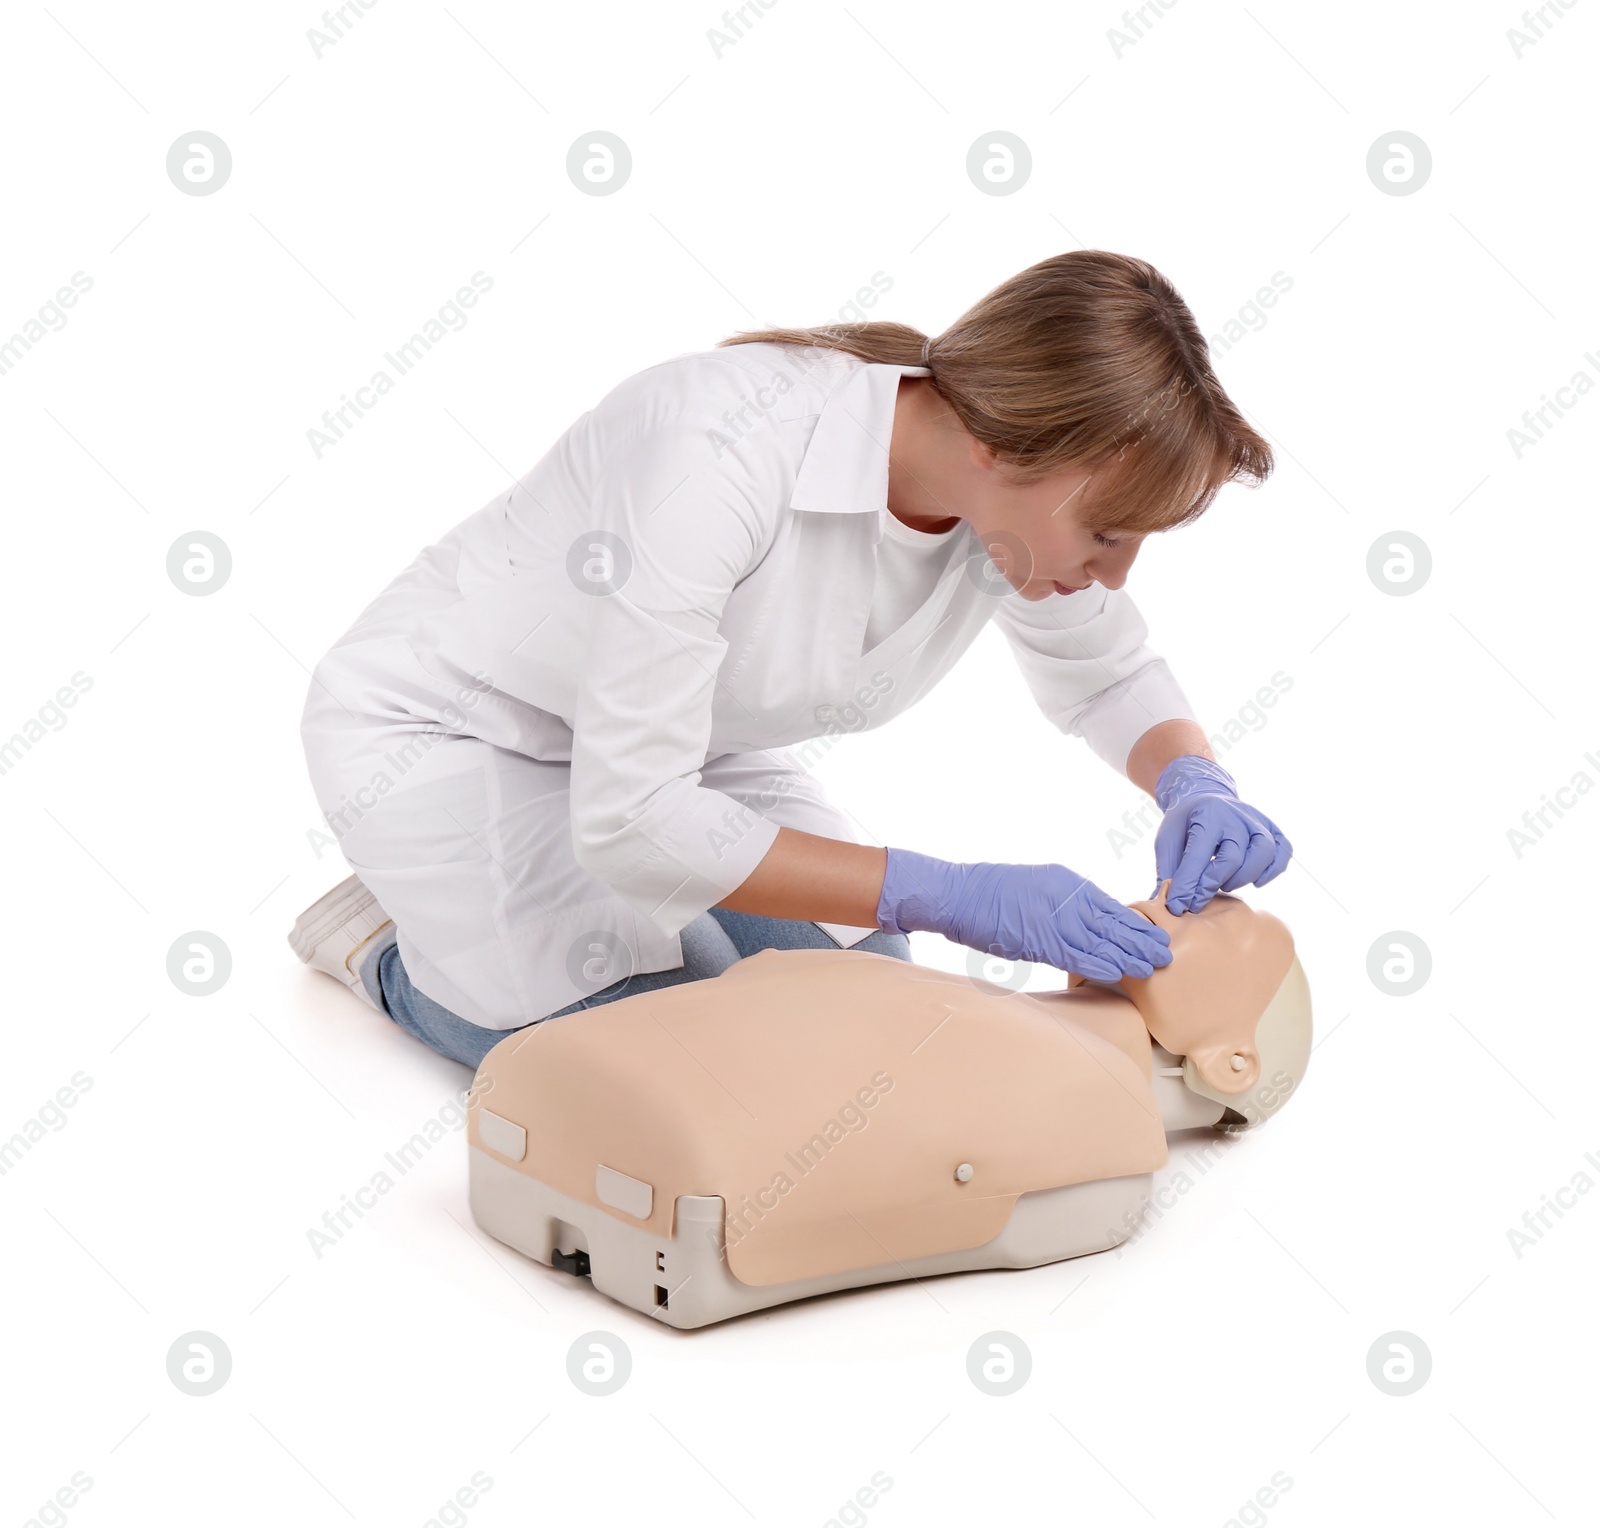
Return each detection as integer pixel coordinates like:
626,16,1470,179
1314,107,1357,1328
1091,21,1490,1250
466,885,1313,1324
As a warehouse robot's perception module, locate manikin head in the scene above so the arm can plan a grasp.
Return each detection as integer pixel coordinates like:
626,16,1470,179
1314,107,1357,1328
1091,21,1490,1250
1110,882,1312,1131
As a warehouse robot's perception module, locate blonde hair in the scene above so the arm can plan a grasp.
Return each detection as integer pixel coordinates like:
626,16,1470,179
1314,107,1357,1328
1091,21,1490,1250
719,250,1274,534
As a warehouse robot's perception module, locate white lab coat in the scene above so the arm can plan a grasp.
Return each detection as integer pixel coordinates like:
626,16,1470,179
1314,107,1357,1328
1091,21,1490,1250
300,342,1198,1029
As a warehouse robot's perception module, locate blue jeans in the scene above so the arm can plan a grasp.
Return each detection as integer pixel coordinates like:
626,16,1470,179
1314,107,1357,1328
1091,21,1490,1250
362,907,912,1069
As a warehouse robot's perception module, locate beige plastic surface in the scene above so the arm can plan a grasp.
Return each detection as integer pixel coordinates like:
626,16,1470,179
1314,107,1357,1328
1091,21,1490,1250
1116,880,1296,1097
467,885,1312,1324
469,948,1169,1288
1185,954,1312,1131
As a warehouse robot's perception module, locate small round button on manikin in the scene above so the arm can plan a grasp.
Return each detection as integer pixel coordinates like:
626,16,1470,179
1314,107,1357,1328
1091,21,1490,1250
954,1162,974,1183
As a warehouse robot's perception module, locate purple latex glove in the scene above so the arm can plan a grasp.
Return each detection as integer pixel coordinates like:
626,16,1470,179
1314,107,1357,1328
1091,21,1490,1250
877,847,1172,982
1152,755,1292,915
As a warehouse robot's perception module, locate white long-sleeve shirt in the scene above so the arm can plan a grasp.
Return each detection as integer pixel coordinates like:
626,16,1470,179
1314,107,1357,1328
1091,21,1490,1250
301,341,1199,1027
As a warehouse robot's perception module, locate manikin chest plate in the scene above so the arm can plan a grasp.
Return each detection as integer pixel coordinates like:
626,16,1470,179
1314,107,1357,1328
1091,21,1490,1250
469,948,1169,1287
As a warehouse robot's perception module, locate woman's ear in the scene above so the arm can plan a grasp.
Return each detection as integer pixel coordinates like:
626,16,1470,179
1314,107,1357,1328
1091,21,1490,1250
965,433,1001,474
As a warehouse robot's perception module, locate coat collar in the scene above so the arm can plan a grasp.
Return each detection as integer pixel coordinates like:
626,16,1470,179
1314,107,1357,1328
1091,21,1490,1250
788,358,931,531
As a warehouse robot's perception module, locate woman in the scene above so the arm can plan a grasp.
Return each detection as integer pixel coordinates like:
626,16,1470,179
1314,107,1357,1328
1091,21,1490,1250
289,250,1292,1069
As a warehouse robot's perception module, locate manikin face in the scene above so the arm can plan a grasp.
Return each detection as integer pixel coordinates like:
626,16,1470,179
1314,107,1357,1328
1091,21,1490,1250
961,438,1147,601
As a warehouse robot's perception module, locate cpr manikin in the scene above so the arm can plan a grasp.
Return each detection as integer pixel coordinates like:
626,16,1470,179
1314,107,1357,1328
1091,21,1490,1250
466,883,1312,1328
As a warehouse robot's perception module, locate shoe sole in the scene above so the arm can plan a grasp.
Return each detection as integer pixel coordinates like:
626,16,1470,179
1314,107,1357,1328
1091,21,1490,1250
287,874,388,965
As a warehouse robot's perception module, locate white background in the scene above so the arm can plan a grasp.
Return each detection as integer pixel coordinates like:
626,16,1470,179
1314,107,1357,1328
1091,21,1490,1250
2,1,1596,1523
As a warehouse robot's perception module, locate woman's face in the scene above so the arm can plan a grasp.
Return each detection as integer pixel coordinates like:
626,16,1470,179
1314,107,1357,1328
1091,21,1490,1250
962,443,1147,602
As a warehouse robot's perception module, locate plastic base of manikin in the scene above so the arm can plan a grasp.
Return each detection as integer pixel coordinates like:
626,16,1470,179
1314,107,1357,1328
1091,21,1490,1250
469,1147,1156,1330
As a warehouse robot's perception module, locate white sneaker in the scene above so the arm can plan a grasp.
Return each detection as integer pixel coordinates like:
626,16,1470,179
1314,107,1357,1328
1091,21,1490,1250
287,874,394,1009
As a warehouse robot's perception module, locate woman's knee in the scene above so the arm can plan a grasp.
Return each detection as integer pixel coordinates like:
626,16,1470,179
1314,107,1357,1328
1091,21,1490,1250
557,911,740,1014
706,904,910,962
854,928,911,961
374,912,746,1066
675,910,745,978
375,941,508,1068
706,905,834,957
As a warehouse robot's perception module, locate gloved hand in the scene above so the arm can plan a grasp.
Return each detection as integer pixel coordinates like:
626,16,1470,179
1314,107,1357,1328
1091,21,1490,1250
877,846,1172,982
1152,755,1292,915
